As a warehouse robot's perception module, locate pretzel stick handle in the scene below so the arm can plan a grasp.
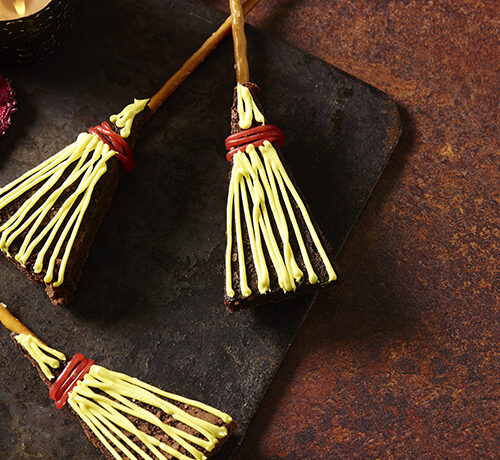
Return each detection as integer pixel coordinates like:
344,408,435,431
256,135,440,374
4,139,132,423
0,303,39,339
229,0,250,83
148,0,260,113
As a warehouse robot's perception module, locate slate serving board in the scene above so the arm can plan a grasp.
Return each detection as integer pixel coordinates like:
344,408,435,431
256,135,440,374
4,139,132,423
0,0,400,458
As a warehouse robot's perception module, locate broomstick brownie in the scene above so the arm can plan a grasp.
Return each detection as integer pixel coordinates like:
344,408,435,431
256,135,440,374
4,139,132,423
224,0,337,312
224,83,337,311
0,100,150,306
1,303,236,460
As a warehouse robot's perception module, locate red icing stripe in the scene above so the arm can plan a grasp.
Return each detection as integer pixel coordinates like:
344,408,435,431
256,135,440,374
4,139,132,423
225,124,284,162
49,353,94,409
88,121,135,173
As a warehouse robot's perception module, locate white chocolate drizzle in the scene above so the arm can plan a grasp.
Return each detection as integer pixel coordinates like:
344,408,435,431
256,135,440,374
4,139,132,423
226,89,336,298
236,84,265,130
15,333,66,380
110,99,149,138
0,99,148,288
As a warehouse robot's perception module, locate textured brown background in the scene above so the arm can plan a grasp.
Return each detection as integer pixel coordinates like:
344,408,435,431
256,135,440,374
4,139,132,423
204,0,499,458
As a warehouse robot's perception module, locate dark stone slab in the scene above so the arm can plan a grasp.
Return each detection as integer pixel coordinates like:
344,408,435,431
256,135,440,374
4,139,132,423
0,0,400,458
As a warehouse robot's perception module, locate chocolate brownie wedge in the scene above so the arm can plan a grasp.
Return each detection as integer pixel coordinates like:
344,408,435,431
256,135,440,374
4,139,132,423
224,83,337,312
0,101,151,306
5,322,235,459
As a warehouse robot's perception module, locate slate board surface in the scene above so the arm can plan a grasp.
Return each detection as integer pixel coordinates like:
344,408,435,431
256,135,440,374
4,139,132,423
0,0,400,458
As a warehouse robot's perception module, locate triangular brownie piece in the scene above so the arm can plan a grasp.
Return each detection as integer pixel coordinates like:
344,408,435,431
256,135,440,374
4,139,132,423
0,99,151,306
10,329,236,459
224,83,337,312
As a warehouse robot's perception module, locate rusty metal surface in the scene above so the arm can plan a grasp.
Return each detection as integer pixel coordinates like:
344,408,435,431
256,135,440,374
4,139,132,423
202,0,498,458
0,0,400,458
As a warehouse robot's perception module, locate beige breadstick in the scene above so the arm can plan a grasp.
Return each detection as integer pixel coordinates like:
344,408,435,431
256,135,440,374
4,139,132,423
148,0,259,112
0,302,39,339
229,0,250,83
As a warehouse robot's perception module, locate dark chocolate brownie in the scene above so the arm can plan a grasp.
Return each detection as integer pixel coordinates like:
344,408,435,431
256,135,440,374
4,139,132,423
224,83,337,312
11,332,236,460
0,108,151,306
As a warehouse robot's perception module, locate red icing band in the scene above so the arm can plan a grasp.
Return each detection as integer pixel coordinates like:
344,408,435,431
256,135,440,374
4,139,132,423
49,353,94,409
225,124,284,162
88,121,135,173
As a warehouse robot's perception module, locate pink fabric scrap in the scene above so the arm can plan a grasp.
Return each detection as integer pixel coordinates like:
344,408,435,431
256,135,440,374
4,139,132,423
0,75,17,137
